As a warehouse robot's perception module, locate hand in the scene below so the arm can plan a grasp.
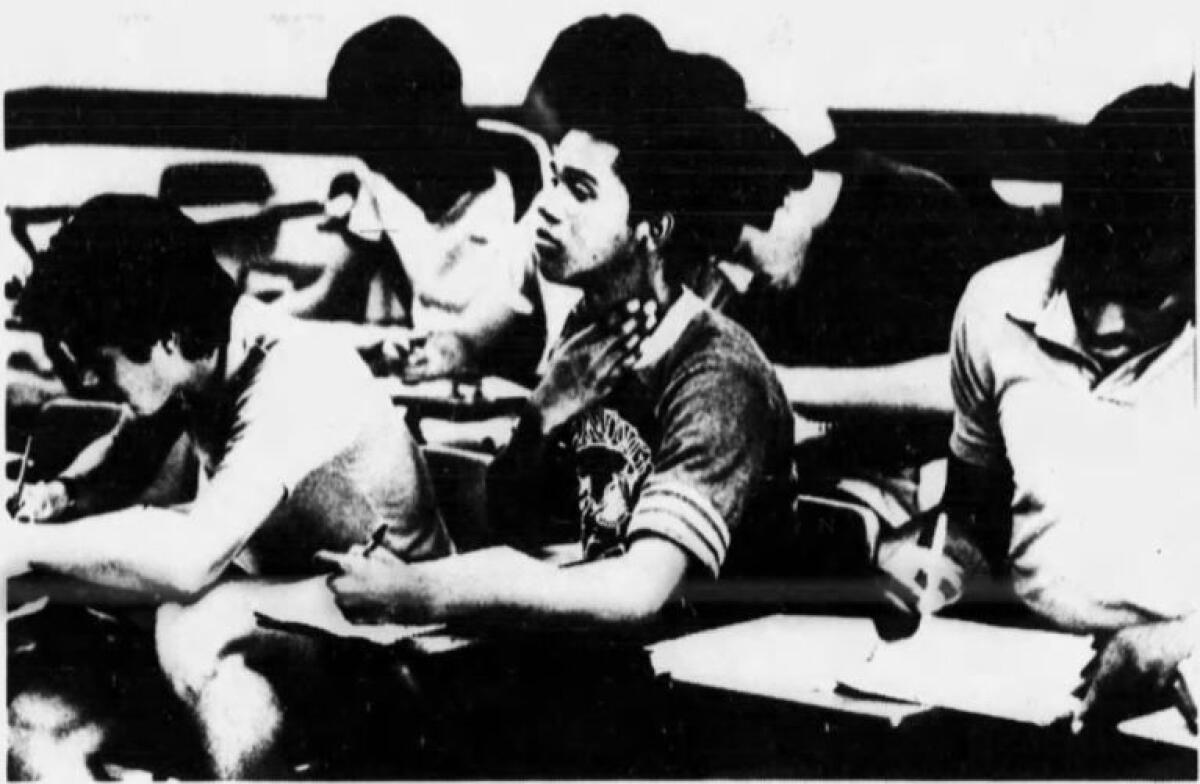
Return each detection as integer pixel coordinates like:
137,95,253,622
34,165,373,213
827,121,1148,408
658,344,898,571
314,546,437,624
401,332,475,383
1077,620,1195,726
877,513,968,617
530,298,659,435
8,480,72,523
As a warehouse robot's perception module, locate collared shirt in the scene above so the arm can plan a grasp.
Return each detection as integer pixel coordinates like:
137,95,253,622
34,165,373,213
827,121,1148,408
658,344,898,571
950,240,1200,629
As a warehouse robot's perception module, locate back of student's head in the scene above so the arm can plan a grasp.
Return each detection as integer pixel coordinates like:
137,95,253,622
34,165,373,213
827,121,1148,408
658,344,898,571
1060,81,1195,301
327,16,493,217
18,194,238,363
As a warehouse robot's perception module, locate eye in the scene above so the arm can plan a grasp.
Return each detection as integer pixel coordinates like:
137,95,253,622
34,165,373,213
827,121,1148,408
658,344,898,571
566,177,595,202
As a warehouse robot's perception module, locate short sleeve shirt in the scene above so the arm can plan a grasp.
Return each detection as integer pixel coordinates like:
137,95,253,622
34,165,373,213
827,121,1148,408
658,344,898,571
950,242,1200,627
514,290,795,578
185,298,451,575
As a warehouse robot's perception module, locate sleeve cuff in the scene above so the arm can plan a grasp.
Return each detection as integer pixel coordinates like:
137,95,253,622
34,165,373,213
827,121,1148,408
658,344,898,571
628,477,731,578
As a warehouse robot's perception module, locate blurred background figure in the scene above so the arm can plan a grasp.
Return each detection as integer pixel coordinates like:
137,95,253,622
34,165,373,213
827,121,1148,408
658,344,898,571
273,17,546,384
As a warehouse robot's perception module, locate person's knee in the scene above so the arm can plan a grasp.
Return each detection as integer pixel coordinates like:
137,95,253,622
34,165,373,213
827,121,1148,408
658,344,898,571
155,584,258,703
8,691,105,780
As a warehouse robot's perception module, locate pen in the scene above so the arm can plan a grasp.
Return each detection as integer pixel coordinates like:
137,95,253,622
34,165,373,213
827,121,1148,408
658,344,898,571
915,511,949,612
9,436,32,518
1171,672,1198,736
361,522,389,558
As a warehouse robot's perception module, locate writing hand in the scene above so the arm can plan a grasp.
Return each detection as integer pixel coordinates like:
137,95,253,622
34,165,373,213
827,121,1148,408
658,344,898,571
8,480,72,523
401,332,476,383
1077,620,1194,727
314,546,437,624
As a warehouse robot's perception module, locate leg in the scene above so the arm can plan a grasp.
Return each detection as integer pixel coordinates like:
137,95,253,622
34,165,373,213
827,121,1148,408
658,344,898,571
155,579,326,779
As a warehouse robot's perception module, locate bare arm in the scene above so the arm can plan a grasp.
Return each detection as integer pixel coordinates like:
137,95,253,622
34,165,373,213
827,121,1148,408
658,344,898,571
322,537,690,628
11,475,282,598
775,354,952,419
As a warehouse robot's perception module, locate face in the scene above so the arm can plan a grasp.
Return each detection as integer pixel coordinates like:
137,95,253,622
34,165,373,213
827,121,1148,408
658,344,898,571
736,188,817,288
1070,240,1194,368
531,130,636,286
78,343,187,415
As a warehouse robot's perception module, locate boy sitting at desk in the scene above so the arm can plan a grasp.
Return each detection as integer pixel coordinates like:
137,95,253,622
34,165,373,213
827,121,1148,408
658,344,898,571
939,82,1198,727
6,194,451,779
317,25,795,629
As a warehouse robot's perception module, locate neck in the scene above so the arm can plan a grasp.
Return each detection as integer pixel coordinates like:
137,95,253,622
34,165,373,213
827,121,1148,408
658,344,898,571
806,170,844,231
581,248,674,316
178,346,224,410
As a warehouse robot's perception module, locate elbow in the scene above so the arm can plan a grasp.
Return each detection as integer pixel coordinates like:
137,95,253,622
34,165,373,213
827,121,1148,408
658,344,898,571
162,564,220,602
597,581,674,628
161,552,227,601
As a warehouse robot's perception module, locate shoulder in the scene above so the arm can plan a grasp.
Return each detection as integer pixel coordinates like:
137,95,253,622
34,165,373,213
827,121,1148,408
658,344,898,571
958,239,1062,325
662,296,788,415
232,299,374,401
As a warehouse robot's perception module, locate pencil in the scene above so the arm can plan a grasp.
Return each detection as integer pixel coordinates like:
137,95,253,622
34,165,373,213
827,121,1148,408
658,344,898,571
12,436,32,516
361,522,389,557
1171,673,1198,736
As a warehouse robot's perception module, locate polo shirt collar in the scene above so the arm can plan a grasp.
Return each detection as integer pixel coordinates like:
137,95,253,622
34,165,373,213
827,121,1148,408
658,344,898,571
1005,267,1195,388
632,287,706,384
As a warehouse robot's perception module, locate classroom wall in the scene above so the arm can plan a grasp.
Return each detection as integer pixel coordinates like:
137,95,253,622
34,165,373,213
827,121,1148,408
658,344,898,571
3,0,1195,154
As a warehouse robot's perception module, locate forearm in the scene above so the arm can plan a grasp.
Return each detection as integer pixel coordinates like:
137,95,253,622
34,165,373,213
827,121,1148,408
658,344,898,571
19,507,242,599
411,544,679,628
776,354,952,418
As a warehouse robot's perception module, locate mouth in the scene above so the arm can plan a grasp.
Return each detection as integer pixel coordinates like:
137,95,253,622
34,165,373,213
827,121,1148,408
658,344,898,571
534,228,563,258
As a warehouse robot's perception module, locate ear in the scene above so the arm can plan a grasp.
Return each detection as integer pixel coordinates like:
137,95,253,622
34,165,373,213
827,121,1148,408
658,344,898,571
634,212,675,254
160,333,183,357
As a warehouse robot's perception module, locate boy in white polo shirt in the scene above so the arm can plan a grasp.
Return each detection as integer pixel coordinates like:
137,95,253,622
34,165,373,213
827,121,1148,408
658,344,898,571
945,83,1197,725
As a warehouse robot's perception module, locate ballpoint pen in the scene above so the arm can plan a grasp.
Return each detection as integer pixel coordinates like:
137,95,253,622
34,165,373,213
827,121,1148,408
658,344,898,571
361,522,389,558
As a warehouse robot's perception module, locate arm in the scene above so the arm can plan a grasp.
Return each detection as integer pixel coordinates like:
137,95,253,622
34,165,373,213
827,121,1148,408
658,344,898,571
776,354,952,419
13,340,370,598
11,485,278,598
324,537,689,628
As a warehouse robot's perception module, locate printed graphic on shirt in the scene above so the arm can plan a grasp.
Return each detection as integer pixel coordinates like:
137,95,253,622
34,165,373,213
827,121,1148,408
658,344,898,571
570,407,653,560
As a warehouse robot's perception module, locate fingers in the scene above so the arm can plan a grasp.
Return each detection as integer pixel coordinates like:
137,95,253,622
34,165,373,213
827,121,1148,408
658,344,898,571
313,550,354,572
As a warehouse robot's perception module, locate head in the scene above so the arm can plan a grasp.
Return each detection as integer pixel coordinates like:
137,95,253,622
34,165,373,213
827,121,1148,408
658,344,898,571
728,114,818,286
1058,82,1195,368
528,26,796,297
327,17,486,217
18,194,238,414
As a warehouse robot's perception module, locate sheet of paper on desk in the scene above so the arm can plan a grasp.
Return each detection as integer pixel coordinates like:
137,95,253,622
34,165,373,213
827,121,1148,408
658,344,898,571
839,616,1093,726
1119,709,1198,749
648,614,929,724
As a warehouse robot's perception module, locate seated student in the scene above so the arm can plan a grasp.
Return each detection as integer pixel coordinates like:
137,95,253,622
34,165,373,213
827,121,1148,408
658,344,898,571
705,117,984,573
316,33,795,627
273,17,546,384
6,194,451,779
942,83,1198,724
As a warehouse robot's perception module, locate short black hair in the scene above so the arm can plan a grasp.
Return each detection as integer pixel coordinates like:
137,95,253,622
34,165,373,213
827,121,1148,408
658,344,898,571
18,194,239,364
527,16,810,284
1060,82,1195,303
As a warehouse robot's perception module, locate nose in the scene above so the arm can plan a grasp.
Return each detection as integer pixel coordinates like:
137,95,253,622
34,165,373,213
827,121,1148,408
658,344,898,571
536,204,561,227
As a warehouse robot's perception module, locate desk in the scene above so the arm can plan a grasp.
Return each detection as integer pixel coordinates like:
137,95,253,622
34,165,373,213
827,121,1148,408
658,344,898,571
377,376,529,445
